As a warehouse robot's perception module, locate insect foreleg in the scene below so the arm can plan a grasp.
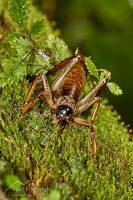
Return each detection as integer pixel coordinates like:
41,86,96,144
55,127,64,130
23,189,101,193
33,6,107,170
72,117,97,161
73,96,101,161
91,98,100,124
75,96,100,114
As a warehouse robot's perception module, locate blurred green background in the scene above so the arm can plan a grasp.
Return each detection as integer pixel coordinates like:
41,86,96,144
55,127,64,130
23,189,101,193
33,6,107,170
34,0,133,127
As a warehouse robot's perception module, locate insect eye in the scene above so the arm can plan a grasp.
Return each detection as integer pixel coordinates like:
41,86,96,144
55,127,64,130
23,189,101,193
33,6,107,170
66,107,73,117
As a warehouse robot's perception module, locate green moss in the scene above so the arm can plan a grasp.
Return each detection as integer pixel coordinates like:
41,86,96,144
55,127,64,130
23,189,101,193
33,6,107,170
0,1,132,200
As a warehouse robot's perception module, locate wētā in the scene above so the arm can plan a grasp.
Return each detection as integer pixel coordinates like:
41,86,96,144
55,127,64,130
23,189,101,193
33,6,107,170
20,47,111,160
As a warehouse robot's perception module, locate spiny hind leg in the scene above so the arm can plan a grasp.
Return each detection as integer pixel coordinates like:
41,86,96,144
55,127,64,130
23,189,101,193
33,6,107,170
20,75,42,108
21,91,44,115
20,74,55,115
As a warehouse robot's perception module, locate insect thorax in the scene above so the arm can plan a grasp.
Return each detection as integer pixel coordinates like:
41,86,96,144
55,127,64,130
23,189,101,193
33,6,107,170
55,95,76,114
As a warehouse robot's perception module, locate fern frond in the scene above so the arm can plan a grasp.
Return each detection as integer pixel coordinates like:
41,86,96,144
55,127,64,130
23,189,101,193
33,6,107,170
8,0,29,30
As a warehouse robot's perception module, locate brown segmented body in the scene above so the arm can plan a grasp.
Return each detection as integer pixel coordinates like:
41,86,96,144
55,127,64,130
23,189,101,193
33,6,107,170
56,61,87,101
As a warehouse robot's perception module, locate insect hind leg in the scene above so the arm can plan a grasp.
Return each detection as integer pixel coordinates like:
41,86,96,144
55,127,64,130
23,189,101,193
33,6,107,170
20,91,44,115
20,74,55,115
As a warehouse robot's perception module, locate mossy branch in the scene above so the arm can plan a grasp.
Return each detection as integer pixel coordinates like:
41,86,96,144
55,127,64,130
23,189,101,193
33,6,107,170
0,1,132,200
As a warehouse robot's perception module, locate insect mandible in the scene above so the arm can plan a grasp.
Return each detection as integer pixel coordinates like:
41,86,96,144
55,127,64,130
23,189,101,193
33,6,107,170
20,47,110,160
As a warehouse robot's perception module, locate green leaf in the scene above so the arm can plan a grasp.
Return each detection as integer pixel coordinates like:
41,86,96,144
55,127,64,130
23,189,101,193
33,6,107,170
107,82,123,95
31,20,44,35
99,69,111,80
5,175,22,191
0,57,27,87
0,37,30,87
0,34,52,87
46,34,69,63
20,197,28,200
5,32,24,43
85,57,99,79
28,50,51,76
8,0,29,30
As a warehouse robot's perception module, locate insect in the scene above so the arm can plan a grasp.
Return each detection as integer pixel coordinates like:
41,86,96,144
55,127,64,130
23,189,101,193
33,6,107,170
20,48,110,160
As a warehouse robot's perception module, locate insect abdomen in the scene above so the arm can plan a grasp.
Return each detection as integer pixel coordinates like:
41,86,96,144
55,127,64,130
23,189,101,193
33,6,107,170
58,61,87,101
